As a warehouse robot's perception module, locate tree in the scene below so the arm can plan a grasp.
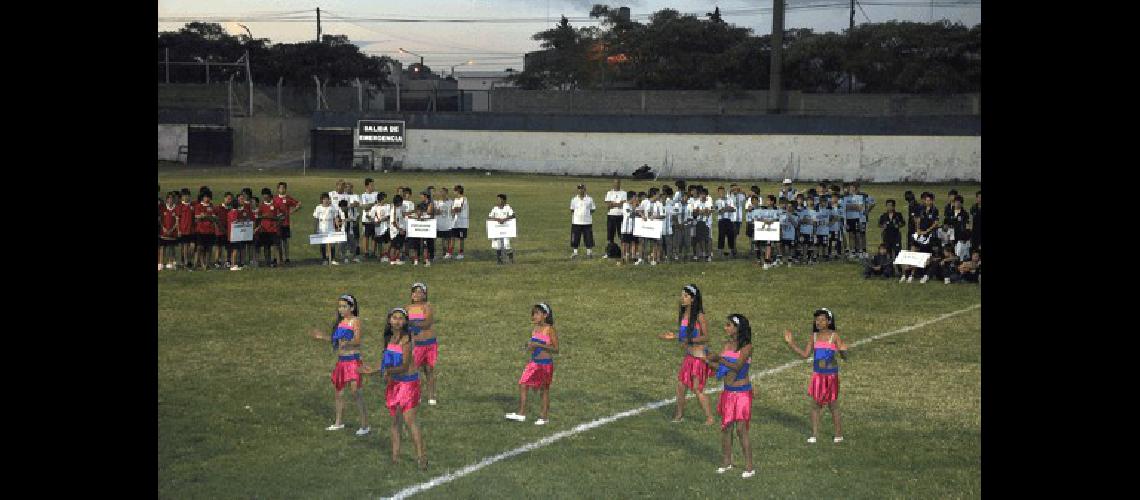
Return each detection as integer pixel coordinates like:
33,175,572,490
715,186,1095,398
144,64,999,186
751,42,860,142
508,16,594,89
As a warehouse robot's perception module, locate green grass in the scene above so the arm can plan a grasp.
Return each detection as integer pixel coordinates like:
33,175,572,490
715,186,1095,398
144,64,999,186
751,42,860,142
158,168,981,499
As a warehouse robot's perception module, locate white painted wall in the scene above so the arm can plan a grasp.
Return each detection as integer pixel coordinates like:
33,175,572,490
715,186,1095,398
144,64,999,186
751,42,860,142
377,130,980,182
157,124,188,162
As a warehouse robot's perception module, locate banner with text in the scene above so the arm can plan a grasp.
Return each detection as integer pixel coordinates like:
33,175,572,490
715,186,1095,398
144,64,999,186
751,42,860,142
357,120,406,148
486,219,517,239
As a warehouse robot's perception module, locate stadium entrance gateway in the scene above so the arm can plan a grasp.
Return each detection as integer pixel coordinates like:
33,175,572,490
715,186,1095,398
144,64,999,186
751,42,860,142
356,119,405,171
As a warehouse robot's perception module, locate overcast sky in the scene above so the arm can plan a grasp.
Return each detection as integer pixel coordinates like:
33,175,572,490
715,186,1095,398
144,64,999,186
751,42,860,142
157,1,981,72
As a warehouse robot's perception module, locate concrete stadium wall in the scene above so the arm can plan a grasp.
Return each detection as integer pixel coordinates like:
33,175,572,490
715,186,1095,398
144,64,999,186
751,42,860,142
230,117,311,163
157,124,188,162
379,130,980,182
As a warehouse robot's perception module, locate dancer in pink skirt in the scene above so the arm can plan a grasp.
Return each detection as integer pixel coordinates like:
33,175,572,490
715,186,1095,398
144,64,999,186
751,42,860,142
506,303,559,426
307,294,370,436
783,308,848,444
658,284,715,425
706,313,755,478
361,307,426,469
406,282,439,406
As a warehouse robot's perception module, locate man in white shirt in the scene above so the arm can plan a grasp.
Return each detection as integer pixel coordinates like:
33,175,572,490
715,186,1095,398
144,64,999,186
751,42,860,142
603,179,626,256
451,185,469,260
312,193,344,265
487,193,516,264
731,183,747,254
360,178,379,259
367,192,391,262
569,184,597,259
715,186,738,258
435,187,454,259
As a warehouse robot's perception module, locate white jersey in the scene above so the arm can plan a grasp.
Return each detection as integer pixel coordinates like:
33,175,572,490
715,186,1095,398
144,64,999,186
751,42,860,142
620,201,636,234
370,203,391,235
488,204,514,222
604,190,627,217
435,199,453,232
570,195,596,225
452,196,469,228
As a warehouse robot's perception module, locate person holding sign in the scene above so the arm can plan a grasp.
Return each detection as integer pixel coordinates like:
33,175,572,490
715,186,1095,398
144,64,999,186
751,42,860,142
908,192,941,283
226,195,249,271
658,284,715,425
487,194,516,265
569,184,596,259
644,188,666,265
313,193,342,266
406,283,439,406
255,188,283,268
705,314,756,478
307,294,371,437
783,308,848,444
412,191,437,267
505,303,560,425
359,308,427,470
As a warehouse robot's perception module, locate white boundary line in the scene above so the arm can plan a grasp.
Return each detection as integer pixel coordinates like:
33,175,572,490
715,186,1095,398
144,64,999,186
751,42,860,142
383,303,981,499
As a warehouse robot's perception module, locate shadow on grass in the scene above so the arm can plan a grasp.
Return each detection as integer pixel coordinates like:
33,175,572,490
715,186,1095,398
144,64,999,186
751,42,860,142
756,407,808,434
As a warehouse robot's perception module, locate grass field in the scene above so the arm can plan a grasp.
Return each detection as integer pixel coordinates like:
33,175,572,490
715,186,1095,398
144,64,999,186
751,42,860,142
158,168,981,499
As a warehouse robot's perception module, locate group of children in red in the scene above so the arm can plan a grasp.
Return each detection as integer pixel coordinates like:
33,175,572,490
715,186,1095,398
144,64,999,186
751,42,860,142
305,281,846,477
157,183,302,271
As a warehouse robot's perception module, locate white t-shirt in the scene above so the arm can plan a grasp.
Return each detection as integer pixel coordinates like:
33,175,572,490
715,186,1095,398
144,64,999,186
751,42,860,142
360,191,379,219
452,196,469,228
329,191,346,207
620,201,636,234
390,204,406,235
344,194,361,221
570,195,596,225
650,200,668,235
696,197,714,226
435,199,453,232
637,199,651,220
370,203,391,234
716,196,737,222
488,204,514,223
734,192,747,222
604,190,627,216
313,204,341,234
663,199,675,235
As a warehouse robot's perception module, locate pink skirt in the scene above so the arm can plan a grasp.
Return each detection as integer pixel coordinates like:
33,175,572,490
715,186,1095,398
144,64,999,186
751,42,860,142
677,355,713,392
385,379,421,415
413,343,438,368
718,388,753,430
809,373,840,405
519,361,554,389
331,360,362,391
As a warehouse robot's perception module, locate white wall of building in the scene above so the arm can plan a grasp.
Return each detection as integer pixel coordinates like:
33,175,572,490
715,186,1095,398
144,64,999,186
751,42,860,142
157,124,188,162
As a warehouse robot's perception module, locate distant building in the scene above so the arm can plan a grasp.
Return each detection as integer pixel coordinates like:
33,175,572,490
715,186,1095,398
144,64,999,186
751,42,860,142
454,70,517,111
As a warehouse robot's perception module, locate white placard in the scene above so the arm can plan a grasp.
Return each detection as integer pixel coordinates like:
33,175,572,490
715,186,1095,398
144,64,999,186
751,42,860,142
309,231,347,245
230,221,254,242
486,219,517,238
408,218,437,238
894,250,932,267
752,221,780,241
633,218,663,239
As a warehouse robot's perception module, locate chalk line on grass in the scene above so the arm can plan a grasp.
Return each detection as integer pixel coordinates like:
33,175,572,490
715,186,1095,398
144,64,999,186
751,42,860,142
384,303,980,499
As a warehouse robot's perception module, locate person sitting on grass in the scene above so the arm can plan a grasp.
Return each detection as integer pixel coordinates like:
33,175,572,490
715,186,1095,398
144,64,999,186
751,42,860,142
936,245,961,284
958,248,982,284
863,244,894,279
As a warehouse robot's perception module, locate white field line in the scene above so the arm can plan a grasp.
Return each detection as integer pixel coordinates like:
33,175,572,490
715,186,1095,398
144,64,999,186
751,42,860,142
383,303,981,499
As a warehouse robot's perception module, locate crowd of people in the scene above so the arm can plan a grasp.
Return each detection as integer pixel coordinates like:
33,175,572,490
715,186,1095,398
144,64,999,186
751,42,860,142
158,177,981,283
302,282,859,478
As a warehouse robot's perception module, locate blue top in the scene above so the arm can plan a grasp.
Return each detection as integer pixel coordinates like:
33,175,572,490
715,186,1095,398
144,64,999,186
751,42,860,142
677,319,700,343
530,336,547,359
331,321,355,350
716,355,751,381
812,337,840,375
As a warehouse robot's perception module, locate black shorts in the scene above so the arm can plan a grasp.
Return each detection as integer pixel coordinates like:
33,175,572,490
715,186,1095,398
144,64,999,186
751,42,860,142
179,235,194,244
160,237,177,247
845,219,866,233
781,237,795,245
280,226,292,239
815,234,830,246
256,232,279,248
620,233,636,244
799,233,814,245
374,231,391,244
392,234,406,249
363,223,376,238
452,227,468,239
195,233,216,247
744,222,754,238
437,229,453,239
695,222,710,241
216,234,228,246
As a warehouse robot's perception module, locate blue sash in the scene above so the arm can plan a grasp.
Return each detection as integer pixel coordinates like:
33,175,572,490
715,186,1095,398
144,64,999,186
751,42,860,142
338,353,361,362
415,337,437,346
724,384,752,392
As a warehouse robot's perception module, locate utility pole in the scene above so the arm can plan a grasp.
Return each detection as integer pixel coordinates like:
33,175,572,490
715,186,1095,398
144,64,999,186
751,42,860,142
245,50,253,117
317,7,322,42
767,0,784,114
848,0,855,93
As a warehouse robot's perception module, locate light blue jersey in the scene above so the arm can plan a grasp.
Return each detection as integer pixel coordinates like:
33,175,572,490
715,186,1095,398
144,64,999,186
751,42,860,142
798,206,816,235
779,212,798,240
815,207,832,236
843,194,863,220
859,193,875,223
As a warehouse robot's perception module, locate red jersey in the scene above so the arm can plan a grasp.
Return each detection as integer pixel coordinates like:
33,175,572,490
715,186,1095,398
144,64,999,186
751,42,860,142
160,204,178,239
257,202,280,234
193,202,216,234
273,194,299,227
226,208,244,240
176,202,195,235
214,203,228,236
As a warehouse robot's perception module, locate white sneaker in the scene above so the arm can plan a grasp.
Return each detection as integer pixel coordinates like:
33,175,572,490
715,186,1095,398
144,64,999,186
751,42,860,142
944,278,951,284
807,436,817,444
899,275,907,283
534,418,547,426
395,260,405,265
919,275,929,284
425,260,431,267
355,427,371,436
504,412,526,422
326,423,345,431
650,261,657,266
907,275,914,283
330,260,340,266
413,260,419,266
716,465,734,474
443,253,452,259
601,254,609,259
165,263,174,269
158,264,164,271
570,252,578,259
230,265,240,271
762,263,770,270
381,256,390,263
634,259,643,265
741,470,756,478
833,436,844,443
353,257,361,263
456,254,465,260
428,399,437,406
